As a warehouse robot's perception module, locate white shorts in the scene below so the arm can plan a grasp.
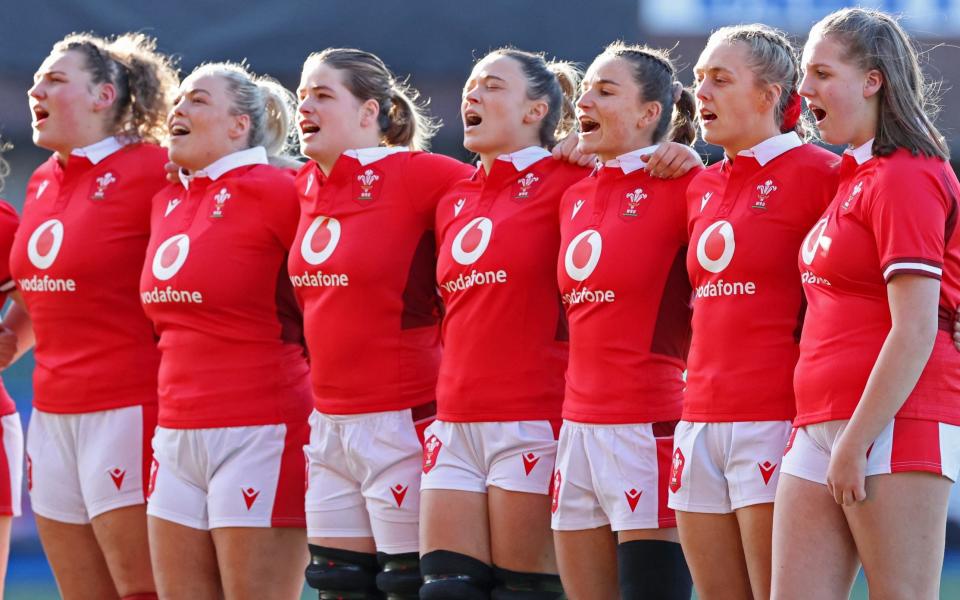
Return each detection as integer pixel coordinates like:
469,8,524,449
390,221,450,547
667,420,792,514
551,420,677,532
26,405,156,524
781,418,960,484
305,407,431,553
420,419,559,495
0,413,23,517
147,421,308,530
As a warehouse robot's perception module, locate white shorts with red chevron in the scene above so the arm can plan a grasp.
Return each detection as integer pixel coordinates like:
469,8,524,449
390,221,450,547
667,420,792,514
781,418,960,484
551,420,676,532
147,422,307,530
304,407,430,553
420,420,559,496
27,405,156,524
0,413,23,517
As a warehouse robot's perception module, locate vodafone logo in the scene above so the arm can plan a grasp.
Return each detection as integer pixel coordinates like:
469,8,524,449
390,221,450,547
27,219,64,270
301,216,341,266
152,234,190,281
801,217,829,266
451,217,493,266
696,220,735,273
564,230,602,282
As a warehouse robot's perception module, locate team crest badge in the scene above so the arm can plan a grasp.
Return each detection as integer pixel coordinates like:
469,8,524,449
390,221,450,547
356,169,381,201
147,458,159,498
422,435,442,474
841,181,863,212
513,172,539,200
550,471,562,514
783,428,798,456
751,179,778,211
621,187,647,218
669,447,685,493
91,172,116,201
210,187,230,218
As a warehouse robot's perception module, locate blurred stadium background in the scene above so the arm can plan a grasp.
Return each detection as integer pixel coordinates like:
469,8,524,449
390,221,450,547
2,0,960,597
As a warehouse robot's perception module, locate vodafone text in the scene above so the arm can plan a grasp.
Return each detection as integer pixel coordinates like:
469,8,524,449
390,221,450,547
290,271,350,288
18,275,76,292
801,271,832,286
141,286,204,304
439,269,507,293
694,279,757,299
562,288,616,304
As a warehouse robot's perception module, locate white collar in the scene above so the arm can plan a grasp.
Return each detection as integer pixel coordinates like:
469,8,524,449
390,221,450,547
603,144,660,174
735,132,803,167
496,146,552,171
180,146,268,189
70,136,125,165
846,138,875,165
344,146,409,166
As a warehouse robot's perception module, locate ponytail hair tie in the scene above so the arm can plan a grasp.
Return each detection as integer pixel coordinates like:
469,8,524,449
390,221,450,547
781,90,802,133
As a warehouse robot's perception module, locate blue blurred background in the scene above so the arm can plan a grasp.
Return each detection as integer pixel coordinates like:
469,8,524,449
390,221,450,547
3,0,960,597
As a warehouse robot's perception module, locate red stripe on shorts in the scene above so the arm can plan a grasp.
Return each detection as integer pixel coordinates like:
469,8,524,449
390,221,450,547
271,420,309,528
0,419,11,514
655,428,676,528
891,419,943,476
140,404,158,500
412,401,437,445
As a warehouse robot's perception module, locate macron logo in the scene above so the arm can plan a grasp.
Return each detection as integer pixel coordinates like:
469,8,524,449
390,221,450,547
571,199,585,220
242,487,260,510
165,198,181,217
454,198,466,217
36,180,49,200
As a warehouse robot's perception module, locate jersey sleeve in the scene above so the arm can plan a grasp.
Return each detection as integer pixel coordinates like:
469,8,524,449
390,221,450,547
805,149,841,224
257,169,301,250
404,153,473,219
868,163,951,282
0,201,19,294
674,167,702,244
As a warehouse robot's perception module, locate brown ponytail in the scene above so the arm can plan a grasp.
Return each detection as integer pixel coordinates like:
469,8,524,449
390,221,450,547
53,32,179,144
671,87,698,146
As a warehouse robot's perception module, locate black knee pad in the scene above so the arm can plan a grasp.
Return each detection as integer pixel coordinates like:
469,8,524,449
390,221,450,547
305,544,381,599
375,551,421,599
491,566,564,599
617,540,692,600
419,550,493,600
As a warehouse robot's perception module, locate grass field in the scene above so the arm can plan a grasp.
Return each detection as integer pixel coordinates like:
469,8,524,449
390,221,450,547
8,550,960,599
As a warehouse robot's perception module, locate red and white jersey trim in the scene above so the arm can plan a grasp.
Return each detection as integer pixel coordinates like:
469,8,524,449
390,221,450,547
882,258,943,281
70,136,124,164
178,146,268,189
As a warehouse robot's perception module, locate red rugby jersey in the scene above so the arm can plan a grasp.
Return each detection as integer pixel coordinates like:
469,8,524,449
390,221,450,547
684,133,840,422
558,147,700,424
10,138,165,413
0,200,20,416
795,142,960,426
288,148,472,414
436,147,590,422
140,147,311,428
